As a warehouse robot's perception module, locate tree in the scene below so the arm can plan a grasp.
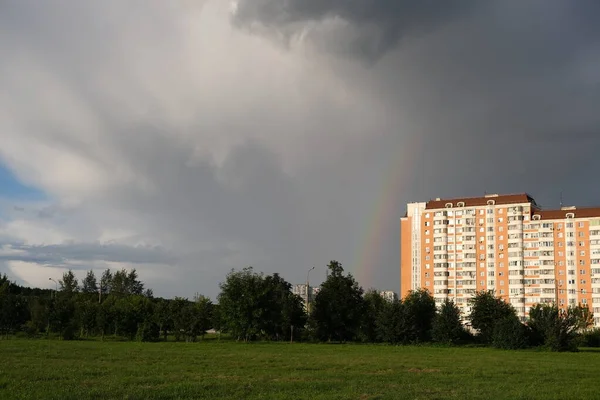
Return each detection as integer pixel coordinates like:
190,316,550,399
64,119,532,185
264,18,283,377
192,294,214,340
468,290,516,344
359,289,386,343
100,269,113,298
311,261,364,342
376,300,414,344
218,267,266,341
81,270,98,295
59,270,79,294
154,298,173,341
492,315,530,350
528,304,582,352
432,299,468,345
402,289,436,342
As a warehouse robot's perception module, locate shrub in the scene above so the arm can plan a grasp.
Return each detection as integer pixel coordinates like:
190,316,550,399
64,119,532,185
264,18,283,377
137,321,160,342
581,328,600,347
492,316,530,350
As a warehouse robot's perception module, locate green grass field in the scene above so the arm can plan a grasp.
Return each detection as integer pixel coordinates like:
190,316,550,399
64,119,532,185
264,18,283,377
1,340,599,399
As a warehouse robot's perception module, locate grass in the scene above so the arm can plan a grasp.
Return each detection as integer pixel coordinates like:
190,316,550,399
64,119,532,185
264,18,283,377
1,339,600,399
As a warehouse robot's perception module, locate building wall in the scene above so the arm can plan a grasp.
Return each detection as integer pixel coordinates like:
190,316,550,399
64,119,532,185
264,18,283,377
400,193,600,326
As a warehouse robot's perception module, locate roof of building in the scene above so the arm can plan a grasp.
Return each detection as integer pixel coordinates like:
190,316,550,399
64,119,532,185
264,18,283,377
425,193,538,210
532,207,600,220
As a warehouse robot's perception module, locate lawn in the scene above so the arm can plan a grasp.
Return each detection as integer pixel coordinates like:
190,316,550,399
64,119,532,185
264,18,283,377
1,339,599,399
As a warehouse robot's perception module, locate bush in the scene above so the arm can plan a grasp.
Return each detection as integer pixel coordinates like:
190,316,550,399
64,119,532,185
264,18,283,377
528,304,580,352
581,329,600,347
137,321,160,342
492,316,530,350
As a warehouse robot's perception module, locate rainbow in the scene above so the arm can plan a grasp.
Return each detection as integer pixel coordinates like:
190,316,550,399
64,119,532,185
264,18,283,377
351,134,424,290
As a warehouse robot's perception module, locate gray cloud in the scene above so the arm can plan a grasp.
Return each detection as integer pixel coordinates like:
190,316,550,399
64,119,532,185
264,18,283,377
0,242,177,266
0,0,599,298
232,0,479,60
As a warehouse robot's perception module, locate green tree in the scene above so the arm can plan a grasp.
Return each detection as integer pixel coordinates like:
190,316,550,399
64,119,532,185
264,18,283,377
100,269,113,298
403,289,436,342
432,299,468,345
59,270,79,294
192,294,214,340
359,289,386,343
154,298,173,341
311,261,364,342
528,304,582,352
492,315,530,350
81,270,98,295
218,267,266,341
376,300,413,344
468,290,516,344
76,297,98,337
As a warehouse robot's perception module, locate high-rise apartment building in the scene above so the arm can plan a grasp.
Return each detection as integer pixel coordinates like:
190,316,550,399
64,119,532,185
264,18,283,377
379,291,398,302
400,193,600,326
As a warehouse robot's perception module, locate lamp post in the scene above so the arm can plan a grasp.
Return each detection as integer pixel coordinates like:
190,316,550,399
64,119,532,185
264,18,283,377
49,278,58,298
306,266,315,313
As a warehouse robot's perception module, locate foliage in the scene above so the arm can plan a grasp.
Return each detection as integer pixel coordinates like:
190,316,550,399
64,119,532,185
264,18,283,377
581,328,600,347
358,289,386,343
218,267,305,342
468,290,517,344
402,289,436,343
432,299,468,345
492,316,530,350
59,270,79,294
528,304,583,352
376,300,414,344
311,261,364,342
81,270,98,294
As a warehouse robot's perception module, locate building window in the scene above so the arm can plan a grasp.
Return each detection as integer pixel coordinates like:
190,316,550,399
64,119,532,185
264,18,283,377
579,222,585,228
579,231,585,237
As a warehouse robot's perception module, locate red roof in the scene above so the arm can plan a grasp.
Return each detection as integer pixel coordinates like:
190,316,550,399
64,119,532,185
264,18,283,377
532,208,600,220
425,193,537,210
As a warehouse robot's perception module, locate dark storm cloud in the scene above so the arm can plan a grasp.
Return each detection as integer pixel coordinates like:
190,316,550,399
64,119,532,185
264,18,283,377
2,0,600,298
232,0,479,59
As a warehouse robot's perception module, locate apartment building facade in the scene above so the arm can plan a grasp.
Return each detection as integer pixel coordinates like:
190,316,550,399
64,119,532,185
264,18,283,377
400,193,600,326
379,291,398,302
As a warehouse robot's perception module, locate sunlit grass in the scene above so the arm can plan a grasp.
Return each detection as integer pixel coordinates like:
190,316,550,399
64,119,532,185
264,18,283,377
1,339,599,399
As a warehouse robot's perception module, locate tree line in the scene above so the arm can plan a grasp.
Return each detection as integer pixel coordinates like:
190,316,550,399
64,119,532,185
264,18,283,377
1,261,599,351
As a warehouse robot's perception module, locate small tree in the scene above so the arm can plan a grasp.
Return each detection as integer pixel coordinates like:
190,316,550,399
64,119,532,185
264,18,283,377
432,299,467,345
81,270,98,295
358,289,386,343
468,290,516,344
528,304,582,352
59,270,79,294
403,289,436,343
311,261,364,342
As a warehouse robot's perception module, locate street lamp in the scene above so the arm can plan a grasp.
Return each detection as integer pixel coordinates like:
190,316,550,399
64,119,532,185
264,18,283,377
49,278,58,298
306,266,315,313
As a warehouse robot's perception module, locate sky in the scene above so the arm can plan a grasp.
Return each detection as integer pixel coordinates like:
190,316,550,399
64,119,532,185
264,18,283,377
1,0,599,299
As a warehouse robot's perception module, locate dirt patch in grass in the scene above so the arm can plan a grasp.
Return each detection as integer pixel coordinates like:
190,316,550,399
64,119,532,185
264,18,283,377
407,368,440,373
